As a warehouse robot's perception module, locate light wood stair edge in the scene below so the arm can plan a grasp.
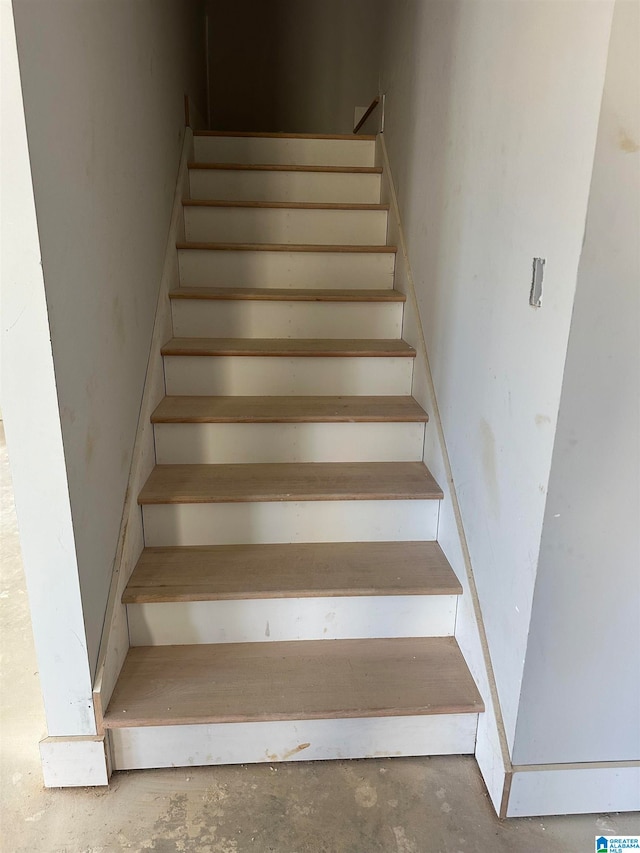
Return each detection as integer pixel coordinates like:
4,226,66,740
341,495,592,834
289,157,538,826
159,338,416,358
102,637,485,728
182,200,390,211
193,130,377,141
122,541,463,603
187,162,383,174
136,461,445,505
176,241,397,253
150,395,429,424
168,287,406,303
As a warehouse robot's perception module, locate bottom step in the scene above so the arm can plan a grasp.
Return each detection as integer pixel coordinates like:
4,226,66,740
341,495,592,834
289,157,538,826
109,714,480,770
104,637,482,770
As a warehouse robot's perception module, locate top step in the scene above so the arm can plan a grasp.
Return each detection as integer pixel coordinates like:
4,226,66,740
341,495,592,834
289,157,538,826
193,131,376,168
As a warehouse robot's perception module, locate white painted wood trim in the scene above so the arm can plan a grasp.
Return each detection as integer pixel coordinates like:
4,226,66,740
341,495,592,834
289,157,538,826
127,594,457,645
188,168,382,204
154,421,425,464
506,762,640,816
378,134,511,815
183,205,388,245
193,135,376,167
163,354,413,396
39,736,110,788
91,129,194,729
109,714,479,770
171,299,402,340
142,499,440,547
178,247,395,290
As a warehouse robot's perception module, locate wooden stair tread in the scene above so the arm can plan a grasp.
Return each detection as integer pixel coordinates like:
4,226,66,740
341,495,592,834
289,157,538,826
160,338,415,358
169,287,405,303
188,162,382,174
151,395,428,424
137,462,444,505
124,541,462,603
193,131,377,141
183,200,389,211
103,637,484,727
176,241,397,253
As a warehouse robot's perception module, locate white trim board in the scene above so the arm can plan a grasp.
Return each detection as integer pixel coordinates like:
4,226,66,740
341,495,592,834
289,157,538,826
39,736,110,788
154,421,424,465
506,762,640,817
108,714,479,771
141,499,440,547
92,128,194,732
127,594,457,646
377,133,512,815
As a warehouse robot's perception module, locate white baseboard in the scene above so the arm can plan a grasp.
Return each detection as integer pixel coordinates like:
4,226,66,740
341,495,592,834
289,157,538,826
109,714,479,771
192,134,376,167
127,594,457,646
377,132,512,817
141,499,439,548
154,421,424,465
188,167,381,205
506,762,640,817
92,128,194,731
39,736,110,788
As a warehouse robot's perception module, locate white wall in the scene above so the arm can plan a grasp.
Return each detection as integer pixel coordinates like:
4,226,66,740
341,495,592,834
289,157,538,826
379,0,613,749
206,0,384,133
7,0,205,685
1,0,95,737
513,0,640,765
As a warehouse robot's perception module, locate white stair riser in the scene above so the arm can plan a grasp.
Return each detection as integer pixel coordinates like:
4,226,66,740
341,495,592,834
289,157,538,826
178,248,395,289
154,422,425,464
163,355,414,396
109,715,479,770
193,136,376,167
189,169,381,204
142,499,439,546
170,299,402,339
184,205,388,245
127,595,457,646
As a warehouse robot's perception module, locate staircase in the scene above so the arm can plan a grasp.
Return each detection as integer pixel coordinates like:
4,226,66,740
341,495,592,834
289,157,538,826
102,131,483,771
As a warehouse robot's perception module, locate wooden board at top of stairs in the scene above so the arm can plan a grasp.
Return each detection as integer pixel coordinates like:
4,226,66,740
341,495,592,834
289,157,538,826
176,241,396,253
123,541,462,603
182,200,389,211
137,462,444,505
160,338,415,358
102,636,484,728
151,396,428,424
168,287,405,302
193,131,377,141
188,162,382,173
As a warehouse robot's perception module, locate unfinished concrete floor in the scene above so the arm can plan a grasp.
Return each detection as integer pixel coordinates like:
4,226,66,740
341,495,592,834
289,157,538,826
2,424,639,853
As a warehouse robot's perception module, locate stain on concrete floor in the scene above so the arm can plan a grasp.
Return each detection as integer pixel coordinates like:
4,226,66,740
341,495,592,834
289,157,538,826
2,424,639,853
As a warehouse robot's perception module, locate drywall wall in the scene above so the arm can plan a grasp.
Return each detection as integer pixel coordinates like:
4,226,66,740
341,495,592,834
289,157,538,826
10,0,206,681
513,0,640,765
205,0,384,133
378,0,613,749
1,0,95,736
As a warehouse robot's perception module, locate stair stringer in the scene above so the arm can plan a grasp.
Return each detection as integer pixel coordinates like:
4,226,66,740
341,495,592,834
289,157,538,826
377,134,511,816
91,128,194,741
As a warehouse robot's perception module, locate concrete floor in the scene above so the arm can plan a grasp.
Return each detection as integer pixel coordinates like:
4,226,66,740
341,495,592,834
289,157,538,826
2,424,639,853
